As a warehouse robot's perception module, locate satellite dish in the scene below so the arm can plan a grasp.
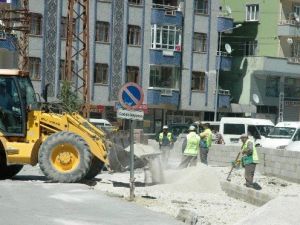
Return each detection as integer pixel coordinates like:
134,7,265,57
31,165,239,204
253,94,260,104
225,43,232,54
225,5,232,15
287,38,293,45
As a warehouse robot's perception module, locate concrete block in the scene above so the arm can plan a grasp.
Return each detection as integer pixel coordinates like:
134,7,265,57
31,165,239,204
280,170,297,179
220,181,274,206
281,164,297,172
176,209,198,225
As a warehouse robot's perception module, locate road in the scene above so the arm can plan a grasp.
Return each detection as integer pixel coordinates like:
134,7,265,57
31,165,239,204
0,166,183,225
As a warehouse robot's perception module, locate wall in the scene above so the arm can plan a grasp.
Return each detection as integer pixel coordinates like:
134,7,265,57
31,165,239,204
208,145,300,183
180,0,218,111
224,0,280,57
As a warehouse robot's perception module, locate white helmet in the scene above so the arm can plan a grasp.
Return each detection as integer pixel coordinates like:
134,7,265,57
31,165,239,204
163,125,168,129
189,125,196,131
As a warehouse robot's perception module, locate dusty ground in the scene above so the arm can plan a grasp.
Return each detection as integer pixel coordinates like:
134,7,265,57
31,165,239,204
94,141,300,225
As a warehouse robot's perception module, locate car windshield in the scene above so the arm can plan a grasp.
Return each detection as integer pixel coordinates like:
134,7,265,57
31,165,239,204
267,127,296,139
256,125,274,136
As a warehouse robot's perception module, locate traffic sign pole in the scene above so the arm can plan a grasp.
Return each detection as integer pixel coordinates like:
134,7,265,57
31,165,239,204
129,120,135,201
117,82,145,201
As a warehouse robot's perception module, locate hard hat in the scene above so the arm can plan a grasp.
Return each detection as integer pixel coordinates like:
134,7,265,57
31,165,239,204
240,133,248,139
189,125,196,131
163,125,168,129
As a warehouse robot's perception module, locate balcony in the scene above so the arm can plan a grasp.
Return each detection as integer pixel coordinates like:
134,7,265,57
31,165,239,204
218,89,231,108
217,16,234,33
216,55,232,71
150,49,181,66
278,20,300,37
151,4,183,26
147,88,179,108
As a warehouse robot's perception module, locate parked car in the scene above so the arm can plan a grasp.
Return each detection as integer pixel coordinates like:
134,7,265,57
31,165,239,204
219,117,275,146
285,141,300,151
89,118,117,133
262,122,300,149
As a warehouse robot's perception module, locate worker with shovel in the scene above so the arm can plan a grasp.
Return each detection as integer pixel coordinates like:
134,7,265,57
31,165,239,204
240,133,259,188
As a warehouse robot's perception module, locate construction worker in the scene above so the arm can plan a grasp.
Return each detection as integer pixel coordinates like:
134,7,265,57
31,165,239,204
159,125,174,165
178,125,200,168
199,123,212,165
240,133,259,188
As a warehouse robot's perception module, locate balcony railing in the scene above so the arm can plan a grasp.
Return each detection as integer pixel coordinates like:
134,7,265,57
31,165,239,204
287,57,300,64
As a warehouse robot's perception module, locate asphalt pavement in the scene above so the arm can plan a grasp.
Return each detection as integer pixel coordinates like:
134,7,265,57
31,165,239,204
0,166,183,225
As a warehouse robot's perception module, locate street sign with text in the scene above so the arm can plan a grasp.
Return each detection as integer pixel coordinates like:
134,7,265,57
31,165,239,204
117,109,144,121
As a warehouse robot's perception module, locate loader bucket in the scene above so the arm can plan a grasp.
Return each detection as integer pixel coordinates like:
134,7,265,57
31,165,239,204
105,131,146,172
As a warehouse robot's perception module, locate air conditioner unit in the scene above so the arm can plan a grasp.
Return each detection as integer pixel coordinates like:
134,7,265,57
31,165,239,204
161,89,172,96
0,31,6,40
165,10,176,16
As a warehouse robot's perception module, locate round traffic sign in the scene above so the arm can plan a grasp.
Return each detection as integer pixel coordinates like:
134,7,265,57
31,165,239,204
118,82,144,110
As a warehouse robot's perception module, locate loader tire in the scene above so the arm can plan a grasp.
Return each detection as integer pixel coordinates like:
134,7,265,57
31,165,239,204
38,131,93,183
0,151,23,179
84,157,104,179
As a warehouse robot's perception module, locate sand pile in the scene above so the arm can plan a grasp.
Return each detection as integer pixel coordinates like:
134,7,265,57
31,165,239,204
150,164,223,194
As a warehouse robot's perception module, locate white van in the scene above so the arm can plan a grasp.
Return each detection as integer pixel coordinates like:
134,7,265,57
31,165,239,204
88,118,115,132
219,117,275,146
261,122,300,149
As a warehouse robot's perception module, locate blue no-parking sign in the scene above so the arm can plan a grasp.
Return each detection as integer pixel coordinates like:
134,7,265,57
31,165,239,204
118,82,144,110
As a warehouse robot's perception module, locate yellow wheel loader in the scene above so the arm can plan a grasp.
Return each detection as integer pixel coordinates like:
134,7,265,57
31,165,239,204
0,69,110,182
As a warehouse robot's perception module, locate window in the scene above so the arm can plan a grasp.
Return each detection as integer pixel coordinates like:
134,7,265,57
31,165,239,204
243,41,257,56
129,0,142,5
192,72,205,91
194,0,208,14
265,76,279,97
29,13,42,35
95,21,110,42
294,5,300,16
127,25,141,45
59,60,75,81
94,63,108,84
224,124,245,135
246,4,259,21
292,41,300,57
151,25,182,51
284,78,300,99
61,17,76,39
193,33,207,52
149,66,180,89
126,66,139,83
28,57,41,80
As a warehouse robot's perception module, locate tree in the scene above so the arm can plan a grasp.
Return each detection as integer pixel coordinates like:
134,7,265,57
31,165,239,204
58,80,83,113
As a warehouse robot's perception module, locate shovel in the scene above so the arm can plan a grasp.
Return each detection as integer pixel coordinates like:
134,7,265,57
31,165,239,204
226,152,241,182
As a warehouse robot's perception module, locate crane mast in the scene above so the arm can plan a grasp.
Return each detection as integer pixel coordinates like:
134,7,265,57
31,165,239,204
64,0,90,118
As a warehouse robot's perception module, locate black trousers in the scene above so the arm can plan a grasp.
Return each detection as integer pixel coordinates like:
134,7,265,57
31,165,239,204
200,147,209,165
245,163,256,185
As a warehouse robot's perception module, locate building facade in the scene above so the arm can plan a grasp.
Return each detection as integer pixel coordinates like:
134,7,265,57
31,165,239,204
24,0,220,133
220,0,300,122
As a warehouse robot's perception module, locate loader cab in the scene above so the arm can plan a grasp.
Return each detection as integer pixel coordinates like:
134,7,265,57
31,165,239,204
0,70,37,137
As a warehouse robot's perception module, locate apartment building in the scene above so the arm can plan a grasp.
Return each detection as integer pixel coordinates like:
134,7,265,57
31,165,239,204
219,0,300,122
20,0,221,133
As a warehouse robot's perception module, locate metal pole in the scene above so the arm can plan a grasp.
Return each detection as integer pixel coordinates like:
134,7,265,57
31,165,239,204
214,31,222,121
129,119,135,201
